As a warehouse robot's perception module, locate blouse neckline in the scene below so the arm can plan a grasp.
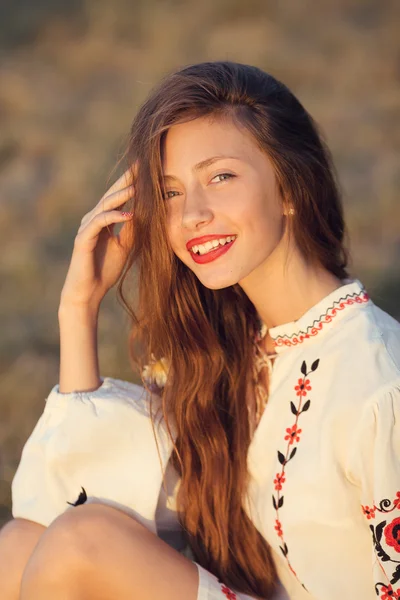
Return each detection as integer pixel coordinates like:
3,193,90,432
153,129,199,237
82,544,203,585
256,278,370,355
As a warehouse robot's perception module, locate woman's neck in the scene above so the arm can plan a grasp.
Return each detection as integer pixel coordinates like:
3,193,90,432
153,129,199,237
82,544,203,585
240,243,343,333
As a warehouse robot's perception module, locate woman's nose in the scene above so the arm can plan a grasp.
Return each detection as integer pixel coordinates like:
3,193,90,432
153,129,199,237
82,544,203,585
181,190,214,230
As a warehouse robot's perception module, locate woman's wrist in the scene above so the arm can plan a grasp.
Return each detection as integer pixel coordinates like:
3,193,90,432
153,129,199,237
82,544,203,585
58,299,101,322
57,300,102,394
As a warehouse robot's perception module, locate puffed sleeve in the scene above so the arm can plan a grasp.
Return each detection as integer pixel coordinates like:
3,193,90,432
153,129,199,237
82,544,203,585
347,378,400,598
11,377,176,535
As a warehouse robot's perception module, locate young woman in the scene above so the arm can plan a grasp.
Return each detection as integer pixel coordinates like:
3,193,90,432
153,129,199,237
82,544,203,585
1,61,400,600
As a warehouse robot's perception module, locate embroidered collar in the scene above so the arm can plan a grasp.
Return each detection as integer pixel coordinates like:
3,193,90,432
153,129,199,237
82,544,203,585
257,278,370,354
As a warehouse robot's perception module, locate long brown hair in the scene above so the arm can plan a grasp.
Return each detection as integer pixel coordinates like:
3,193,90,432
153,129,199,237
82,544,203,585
117,61,350,597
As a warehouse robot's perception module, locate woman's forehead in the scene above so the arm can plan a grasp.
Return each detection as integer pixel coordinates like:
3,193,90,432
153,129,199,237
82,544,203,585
161,116,261,175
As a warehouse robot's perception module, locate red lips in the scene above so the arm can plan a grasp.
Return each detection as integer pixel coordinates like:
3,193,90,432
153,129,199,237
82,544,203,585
189,237,237,264
186,234,236,251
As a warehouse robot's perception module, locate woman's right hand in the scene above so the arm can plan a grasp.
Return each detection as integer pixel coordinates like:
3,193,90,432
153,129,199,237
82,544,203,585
59,167,136,310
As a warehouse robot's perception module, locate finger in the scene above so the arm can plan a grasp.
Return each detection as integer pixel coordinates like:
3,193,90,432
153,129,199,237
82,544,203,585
75,210,133,247
81,162,138,227
81,184,134,227
104,162,138,197
99,183,135,213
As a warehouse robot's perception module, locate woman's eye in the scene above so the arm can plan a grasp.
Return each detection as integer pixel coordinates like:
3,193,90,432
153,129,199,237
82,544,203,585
212,173,235,183
163,173,235,199
164,190,180,200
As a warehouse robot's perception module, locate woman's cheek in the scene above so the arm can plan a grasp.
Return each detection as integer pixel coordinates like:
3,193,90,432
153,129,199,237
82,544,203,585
165,202,182,230
165,223,183,259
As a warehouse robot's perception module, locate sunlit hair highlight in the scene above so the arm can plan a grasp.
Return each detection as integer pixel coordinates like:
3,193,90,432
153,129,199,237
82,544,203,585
116,61,350,597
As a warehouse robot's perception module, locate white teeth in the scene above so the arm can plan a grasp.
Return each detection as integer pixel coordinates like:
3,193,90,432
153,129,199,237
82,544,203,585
191,236,237,255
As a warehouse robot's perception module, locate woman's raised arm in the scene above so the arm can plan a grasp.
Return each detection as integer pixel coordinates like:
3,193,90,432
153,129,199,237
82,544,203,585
57,167,135,393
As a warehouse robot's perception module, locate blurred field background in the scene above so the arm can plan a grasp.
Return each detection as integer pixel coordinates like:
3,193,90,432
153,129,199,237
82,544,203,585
0,0,399,526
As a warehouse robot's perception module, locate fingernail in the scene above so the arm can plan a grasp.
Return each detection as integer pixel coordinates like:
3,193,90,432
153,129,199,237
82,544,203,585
121,212,134,217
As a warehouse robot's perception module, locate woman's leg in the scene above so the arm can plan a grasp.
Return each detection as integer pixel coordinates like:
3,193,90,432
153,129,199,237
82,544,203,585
0,518,46,600
20,501,199,600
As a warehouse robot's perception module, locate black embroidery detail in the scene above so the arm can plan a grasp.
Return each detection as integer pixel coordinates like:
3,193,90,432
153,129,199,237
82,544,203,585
273,290,369,348
374,581,400,598
67,486,87,506
272,359,320,593
362,492,400,595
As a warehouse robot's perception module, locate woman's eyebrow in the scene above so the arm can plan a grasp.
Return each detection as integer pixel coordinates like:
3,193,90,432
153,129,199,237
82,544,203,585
163,155,240,181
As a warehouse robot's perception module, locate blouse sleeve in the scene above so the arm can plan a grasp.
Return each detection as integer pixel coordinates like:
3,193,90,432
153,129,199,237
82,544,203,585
11,377,176,536
347,378,400,598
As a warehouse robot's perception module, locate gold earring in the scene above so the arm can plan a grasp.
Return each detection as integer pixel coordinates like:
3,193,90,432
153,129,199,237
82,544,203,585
284,207,295,216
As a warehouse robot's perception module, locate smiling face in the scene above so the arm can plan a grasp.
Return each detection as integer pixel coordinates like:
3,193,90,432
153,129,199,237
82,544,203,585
161,114,289,290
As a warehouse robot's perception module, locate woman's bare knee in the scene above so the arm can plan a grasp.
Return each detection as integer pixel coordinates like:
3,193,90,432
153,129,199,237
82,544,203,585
20,508,96,599
19,504,134,598
0,518,46,600
21,503,199,600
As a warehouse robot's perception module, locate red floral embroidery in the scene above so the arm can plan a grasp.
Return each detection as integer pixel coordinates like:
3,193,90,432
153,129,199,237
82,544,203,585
274,473,286,491
380,584,400,599
272,358,319,592
362,492,400,594
220,584,237,599
273,290,369,348
385,518,400,553
295,378,312,397
362,505,376,519
275,519,283,538
284,424,302,445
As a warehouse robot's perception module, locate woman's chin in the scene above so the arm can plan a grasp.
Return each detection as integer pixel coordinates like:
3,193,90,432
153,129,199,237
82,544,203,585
197,274,240,290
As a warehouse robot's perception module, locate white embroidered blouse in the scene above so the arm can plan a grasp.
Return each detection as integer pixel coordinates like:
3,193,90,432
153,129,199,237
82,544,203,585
11,278,400,600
